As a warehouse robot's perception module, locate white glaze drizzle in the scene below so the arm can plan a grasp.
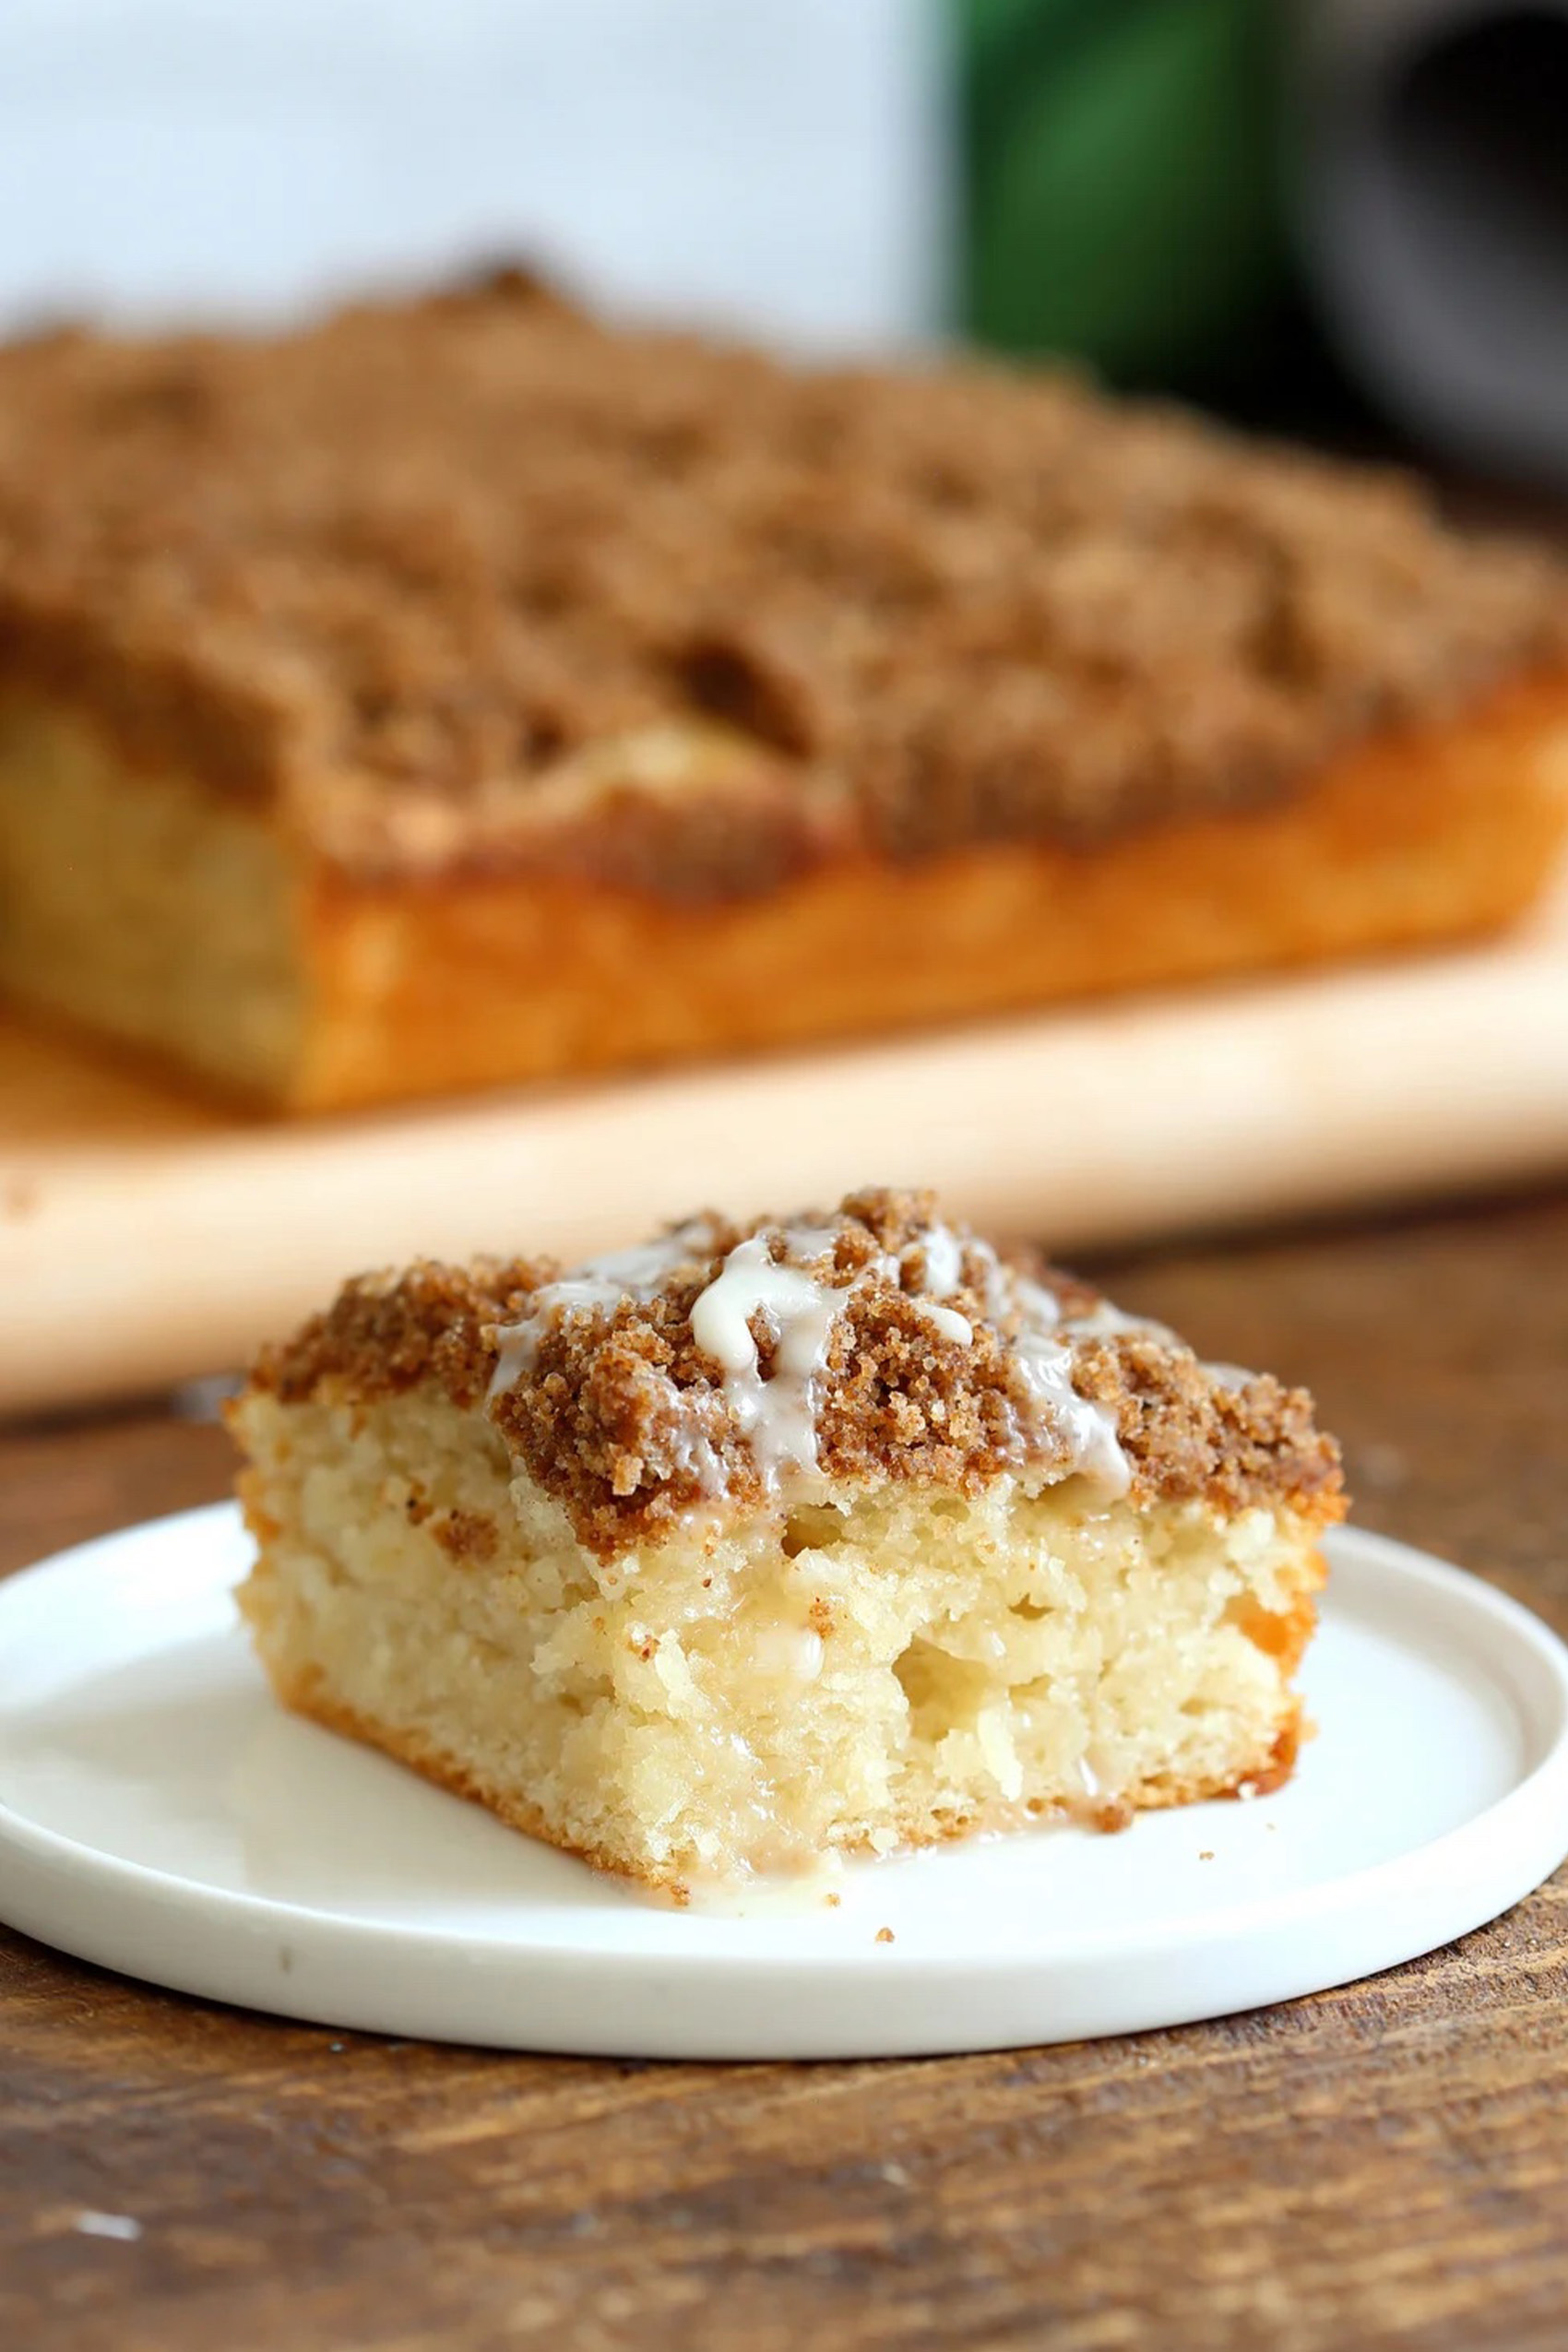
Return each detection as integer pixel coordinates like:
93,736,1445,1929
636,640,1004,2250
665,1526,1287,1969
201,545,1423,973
1060,1297,1154,1342
486,1219,716,1402
487,1207,1144,1503
922,1237,1128,1492
1012,1272,1063,1331
1007,1283,1131,1498
919,1223,968,1298
904,1224,975,1347
688,1232,851,1499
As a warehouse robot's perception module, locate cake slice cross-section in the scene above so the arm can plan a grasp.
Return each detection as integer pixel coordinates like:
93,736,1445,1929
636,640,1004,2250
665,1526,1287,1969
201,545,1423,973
231,1188,1345,1896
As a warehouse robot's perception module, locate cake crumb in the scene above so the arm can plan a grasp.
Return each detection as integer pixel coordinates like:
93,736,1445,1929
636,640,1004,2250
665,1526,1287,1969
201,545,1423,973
875,1925,895,1944
1199,1849,1216,1861
824,1892,841,1907
73,2213,143,2243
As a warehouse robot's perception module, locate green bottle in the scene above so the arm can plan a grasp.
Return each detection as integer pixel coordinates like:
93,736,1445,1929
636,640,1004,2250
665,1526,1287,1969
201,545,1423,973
958,0,1291,391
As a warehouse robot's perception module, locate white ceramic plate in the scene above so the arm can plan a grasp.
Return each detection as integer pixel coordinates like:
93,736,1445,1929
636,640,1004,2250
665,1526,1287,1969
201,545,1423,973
1,1504,1565,2061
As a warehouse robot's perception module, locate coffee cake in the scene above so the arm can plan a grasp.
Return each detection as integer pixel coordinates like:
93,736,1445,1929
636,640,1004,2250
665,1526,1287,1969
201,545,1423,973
230,1187,1344,1895
2,270,1565,1108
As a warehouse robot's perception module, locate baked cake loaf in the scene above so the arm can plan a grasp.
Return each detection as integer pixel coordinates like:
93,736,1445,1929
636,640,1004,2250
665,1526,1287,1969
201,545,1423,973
2,270,1565,1111
231,1187,1345,1896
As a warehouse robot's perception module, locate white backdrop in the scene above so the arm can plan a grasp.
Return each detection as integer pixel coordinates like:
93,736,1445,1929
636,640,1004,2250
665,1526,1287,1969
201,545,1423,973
0,0,951,350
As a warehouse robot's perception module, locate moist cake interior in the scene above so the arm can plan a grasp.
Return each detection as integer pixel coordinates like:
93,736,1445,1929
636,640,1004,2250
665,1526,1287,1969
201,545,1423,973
232,1189,1343,1896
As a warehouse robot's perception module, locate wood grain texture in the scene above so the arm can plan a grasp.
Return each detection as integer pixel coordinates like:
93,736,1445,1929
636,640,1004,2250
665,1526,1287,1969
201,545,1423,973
3,1194,1568,2351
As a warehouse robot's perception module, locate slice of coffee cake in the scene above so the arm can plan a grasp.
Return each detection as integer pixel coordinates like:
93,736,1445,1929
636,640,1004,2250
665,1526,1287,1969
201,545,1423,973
231,1189,1344,1895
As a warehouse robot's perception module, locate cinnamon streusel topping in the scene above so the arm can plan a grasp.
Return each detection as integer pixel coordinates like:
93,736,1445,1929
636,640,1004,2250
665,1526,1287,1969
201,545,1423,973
2,270,1564,896
247,1187,1343,1559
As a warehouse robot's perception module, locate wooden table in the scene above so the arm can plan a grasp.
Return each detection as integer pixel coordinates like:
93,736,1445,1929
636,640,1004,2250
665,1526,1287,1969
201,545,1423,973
4,1191,1567,2352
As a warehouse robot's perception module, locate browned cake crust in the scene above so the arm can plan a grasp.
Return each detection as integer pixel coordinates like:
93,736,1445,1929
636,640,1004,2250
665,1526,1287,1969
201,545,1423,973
282,665,1568,1107
249,1187,1343,1562
1,268,1565,877
2,270,1565,1108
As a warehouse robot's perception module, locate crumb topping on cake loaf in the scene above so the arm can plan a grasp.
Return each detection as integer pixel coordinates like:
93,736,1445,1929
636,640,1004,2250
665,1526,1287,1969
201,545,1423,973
1,271,1564,893
251,1187,1341,1558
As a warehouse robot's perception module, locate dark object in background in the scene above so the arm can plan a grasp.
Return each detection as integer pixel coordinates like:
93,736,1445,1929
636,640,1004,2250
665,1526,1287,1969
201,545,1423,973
958,0,1568,491
960,0,1290,396
1295,3,1568,491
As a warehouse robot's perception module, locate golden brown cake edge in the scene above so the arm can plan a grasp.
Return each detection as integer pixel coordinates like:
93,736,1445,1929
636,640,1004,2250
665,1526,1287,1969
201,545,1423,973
284,666,1568,1109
